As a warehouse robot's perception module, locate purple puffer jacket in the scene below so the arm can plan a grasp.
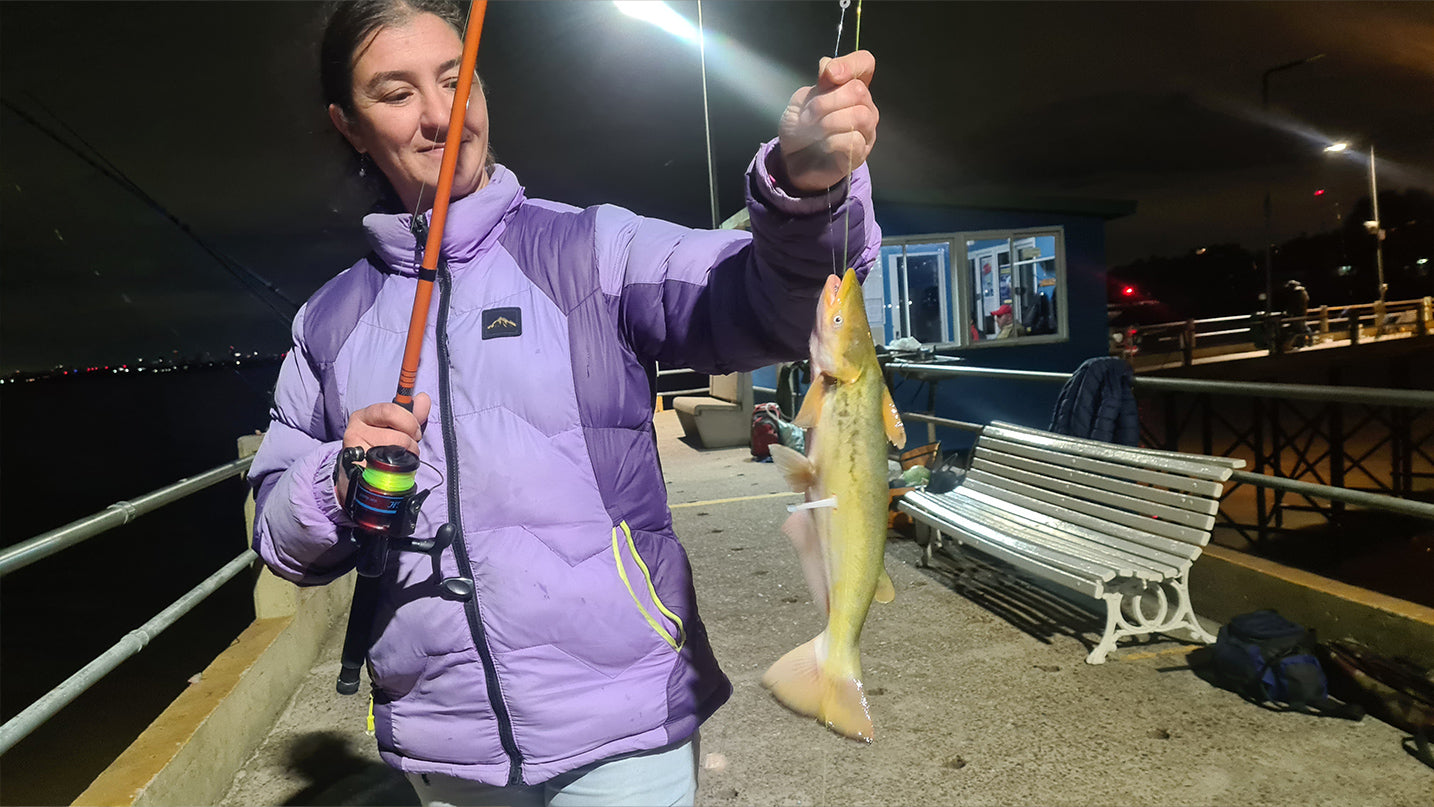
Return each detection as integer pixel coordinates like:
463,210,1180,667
248,139,879,786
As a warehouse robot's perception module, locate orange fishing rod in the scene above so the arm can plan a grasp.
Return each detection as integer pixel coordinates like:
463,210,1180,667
394,0,488,410
334,0,489,697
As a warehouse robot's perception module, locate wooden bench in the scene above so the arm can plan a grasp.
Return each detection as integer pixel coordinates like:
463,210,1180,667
673,371,754,449
898,421,1244,664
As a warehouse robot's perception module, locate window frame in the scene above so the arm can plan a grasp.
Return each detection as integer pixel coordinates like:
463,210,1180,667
878,226,1069,349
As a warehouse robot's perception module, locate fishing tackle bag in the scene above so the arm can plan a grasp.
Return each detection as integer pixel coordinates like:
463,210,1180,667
750,403,803,459
1211,609,1362,719
750,403,785,460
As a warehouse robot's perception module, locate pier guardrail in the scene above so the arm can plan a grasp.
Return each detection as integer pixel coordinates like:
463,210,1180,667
1115,296,1432,368
0,457,255,755
885,359,1434,546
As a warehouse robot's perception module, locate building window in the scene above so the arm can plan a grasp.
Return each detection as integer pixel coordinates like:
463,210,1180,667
876,228,1067,347
876,241,951,344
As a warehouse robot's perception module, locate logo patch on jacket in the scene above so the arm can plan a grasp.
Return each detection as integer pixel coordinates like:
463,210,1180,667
482,307,522,339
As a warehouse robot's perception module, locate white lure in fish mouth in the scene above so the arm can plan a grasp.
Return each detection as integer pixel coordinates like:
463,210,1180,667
787,496,838,513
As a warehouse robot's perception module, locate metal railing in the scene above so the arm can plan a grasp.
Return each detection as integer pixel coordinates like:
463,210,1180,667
885,359,1434,543
0,457,255,755
1116,296,1432,368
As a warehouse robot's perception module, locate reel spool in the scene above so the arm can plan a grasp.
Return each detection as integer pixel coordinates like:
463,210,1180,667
340,444,427,540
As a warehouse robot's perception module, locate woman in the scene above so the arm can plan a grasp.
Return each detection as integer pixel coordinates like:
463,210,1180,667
248,1,881,804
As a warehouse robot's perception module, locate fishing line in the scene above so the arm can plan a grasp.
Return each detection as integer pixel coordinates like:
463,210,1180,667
824,0,864,279
409,0,480,222
0,97,300,325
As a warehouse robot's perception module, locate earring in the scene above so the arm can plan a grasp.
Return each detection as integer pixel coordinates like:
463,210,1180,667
358,154,368,178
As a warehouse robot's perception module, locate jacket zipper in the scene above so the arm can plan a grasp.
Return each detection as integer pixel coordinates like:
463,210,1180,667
413,216,525,786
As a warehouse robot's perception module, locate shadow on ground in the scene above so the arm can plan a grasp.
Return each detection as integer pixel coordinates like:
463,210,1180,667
899,536,1109,656
281,732,417,807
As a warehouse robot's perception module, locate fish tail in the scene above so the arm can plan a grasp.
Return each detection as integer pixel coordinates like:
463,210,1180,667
762,635,874,743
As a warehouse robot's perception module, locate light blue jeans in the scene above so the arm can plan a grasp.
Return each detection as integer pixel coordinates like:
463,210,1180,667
406,736,698,807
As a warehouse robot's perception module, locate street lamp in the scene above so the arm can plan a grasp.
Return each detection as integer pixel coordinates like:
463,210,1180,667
1260,53,1325,345
1324,140,1387,306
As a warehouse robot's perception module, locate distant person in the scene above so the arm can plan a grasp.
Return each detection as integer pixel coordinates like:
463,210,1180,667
1283,279,1310,350
993,303,1025,339
245,1,883,805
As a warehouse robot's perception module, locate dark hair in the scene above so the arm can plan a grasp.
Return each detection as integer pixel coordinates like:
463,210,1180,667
320,0,466,116
319,0,494,209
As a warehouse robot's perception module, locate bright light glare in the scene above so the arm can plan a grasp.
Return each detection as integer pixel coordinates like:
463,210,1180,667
615,1,699,44
1324,141,1350,153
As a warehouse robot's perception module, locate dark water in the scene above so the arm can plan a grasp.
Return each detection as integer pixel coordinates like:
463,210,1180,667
0,360,282,806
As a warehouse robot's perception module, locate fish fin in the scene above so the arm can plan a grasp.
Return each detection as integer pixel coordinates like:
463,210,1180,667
874,568,895,604
764,635,875,743
762,636,825,719
769,444,817,493
882,385,906,449
823,675,875,743
781,510,830,616
793,378,826,429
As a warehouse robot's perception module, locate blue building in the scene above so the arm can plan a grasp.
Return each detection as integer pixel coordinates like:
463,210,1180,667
754,190,1135,452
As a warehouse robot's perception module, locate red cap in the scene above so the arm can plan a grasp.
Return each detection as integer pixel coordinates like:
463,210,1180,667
992,304,1013,317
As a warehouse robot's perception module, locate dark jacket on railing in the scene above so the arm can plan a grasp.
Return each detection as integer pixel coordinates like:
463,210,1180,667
1049,357,1139,446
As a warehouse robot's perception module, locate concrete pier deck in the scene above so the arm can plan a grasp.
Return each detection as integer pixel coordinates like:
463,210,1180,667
221,411,1434,806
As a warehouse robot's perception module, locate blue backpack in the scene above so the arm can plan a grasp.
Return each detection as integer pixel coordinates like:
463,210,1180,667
1212,610,1363,719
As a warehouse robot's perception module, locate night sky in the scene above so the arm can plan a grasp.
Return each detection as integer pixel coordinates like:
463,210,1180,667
2,1,1431,374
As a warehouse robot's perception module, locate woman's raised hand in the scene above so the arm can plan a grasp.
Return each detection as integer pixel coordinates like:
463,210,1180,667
776,50,879,194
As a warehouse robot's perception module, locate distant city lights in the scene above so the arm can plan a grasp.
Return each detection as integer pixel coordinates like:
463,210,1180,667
0,351,287,385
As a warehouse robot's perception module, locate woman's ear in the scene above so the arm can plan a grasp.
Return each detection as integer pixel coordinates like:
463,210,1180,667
328,104,365,153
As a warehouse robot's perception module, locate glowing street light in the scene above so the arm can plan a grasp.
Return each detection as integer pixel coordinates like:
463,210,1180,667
614,1,699,43
1325,140,1386,305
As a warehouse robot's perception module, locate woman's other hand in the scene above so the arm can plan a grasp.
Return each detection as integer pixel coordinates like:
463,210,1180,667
776,50,878,194
335,392,432,505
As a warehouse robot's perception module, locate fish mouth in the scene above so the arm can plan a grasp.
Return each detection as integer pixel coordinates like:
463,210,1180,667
821,269,858,317
821,272,843,313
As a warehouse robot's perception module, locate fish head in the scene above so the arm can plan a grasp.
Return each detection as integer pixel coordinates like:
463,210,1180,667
810,268,875,383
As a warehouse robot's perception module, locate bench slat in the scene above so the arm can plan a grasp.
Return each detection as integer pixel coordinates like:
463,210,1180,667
944,487,1192,574
986,422,1243,480
992,421,1249,470
953,480,1204,560
977,435,1225,500
899,497,1106,599
964,469,1212,546
940,494,1183,581
971,453,1218,531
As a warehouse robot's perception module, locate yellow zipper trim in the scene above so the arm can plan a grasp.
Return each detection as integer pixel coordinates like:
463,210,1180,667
612,521,686,652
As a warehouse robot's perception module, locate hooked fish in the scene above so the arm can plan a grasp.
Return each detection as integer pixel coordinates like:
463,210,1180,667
764,267,906,742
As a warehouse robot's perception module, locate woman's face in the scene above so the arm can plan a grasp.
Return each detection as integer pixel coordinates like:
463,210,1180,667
330,12,489,212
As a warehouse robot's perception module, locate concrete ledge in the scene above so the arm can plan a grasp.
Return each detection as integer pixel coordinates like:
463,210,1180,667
1191,543,1434,667
74,575,354,807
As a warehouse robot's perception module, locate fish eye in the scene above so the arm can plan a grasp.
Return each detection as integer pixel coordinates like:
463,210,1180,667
833,314,843,327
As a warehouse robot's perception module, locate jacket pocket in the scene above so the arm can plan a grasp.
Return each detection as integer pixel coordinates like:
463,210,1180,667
611,520,686,652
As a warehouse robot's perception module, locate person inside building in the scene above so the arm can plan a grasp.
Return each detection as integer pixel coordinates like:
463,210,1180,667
993,303,1026,339
245,1,883,805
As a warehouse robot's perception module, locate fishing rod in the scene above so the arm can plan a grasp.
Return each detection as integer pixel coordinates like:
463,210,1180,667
335,0,490,696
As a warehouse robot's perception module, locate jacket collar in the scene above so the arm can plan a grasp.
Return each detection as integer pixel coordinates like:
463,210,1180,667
363,164,524,276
